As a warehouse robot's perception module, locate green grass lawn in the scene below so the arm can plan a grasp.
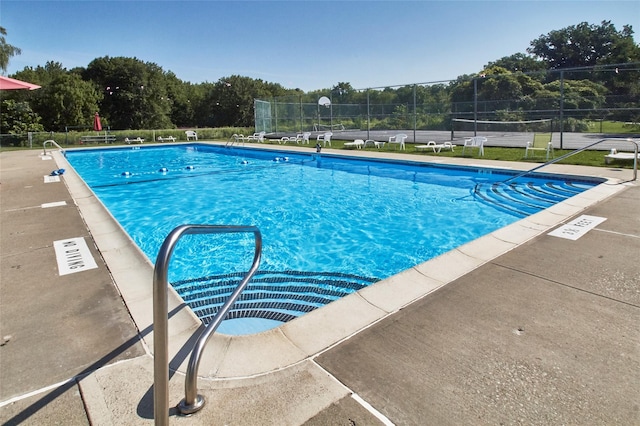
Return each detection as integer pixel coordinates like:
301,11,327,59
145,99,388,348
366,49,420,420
321,140,637,169
5,136,636,170
586,120,640,134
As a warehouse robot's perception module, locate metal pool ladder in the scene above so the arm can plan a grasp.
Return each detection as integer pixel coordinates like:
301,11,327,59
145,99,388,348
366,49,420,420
225,133,245,147
43,139,66,156
153,224,262,426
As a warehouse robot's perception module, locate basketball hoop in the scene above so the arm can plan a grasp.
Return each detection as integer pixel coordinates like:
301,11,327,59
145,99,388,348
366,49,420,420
318,96,331,108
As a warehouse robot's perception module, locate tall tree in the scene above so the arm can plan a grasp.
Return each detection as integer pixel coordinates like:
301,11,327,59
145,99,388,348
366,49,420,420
12,61,67,86
486,53,547,75
33,73,101,131
11,62,101,131
83,56,172,129
450,67,547,116
331,82,355,103
528,21,639,116
528,21,640,69
11,61,101,131
0,26,21,73
196,75,294,127
164,72,194,128
1,99,44,133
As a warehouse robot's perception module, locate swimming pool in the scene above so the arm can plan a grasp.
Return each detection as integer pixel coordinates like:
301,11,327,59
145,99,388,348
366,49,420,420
65,144,603,334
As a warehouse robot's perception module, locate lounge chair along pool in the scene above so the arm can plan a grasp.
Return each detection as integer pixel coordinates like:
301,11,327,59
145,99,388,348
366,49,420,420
344,139,365,149
604,149,640,164
415,141,456,153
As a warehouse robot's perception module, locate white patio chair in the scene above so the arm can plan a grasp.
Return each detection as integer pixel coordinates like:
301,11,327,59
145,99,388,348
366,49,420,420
462,136,487,156
295,132,311,144
388,133,408,150
317,132,333,147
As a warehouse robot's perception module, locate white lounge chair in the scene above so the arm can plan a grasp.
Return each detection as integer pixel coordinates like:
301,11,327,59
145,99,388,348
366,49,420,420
415,141,456,153
185,130,198,141
317,132,333,147
157,136,177,142
344,139,365,149
246,131,266,143
462,136,487,156
388,133,408,150
604,149,640,164
363,139,385,149
125,137,144,144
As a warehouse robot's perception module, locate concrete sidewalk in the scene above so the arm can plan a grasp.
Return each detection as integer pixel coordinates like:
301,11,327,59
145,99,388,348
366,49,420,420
0,149,147,425
1,146,638,425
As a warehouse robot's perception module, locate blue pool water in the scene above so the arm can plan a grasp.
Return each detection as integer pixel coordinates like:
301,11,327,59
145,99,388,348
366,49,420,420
66,144,602,334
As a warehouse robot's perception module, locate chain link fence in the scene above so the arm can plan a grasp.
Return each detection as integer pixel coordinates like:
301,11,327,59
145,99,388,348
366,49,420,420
255,63,640,148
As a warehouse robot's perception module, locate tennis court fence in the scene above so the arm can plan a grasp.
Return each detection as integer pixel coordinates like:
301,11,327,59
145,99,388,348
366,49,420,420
254,63,640,148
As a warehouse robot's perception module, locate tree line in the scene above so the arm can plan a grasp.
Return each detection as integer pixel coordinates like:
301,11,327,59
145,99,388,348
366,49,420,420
1,20,639,135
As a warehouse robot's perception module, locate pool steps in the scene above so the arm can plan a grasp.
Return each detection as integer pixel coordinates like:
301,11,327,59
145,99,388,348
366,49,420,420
173,270,377,325
475,181,592,217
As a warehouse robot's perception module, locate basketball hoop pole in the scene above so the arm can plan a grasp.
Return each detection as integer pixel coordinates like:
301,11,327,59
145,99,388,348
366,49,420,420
473,78,478,137
317,96,331,133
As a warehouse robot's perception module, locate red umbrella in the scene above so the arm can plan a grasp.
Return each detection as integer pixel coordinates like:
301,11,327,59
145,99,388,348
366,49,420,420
93,112,102,131
0,75,41,91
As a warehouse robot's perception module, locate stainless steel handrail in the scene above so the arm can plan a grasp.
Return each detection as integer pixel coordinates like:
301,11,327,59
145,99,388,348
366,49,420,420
500,137,638,184
474,138,638,196
225,134,245,147
153,224,262,425
43,139,66,156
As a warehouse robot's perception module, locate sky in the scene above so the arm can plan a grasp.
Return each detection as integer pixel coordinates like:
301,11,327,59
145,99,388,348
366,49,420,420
1,1,639,92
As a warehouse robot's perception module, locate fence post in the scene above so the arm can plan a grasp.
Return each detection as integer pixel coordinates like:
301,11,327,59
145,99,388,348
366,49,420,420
559,71,564,150
299,95,303,133
413,84,417,143
366,90,370,141
473,78,478,137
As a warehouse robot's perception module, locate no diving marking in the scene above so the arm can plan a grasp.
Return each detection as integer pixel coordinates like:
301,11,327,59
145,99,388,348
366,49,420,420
53,237,98,275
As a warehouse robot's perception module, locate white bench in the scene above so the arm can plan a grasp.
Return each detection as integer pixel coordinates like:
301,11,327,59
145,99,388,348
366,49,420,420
185,131,198,141
80,135,116,144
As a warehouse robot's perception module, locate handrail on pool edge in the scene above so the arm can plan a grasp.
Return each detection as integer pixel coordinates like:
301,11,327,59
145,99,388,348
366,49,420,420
153,224,262,426
43,139,66,156
473,137,638,195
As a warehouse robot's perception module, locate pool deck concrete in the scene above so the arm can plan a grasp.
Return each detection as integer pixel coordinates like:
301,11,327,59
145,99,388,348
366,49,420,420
1,143,638,425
